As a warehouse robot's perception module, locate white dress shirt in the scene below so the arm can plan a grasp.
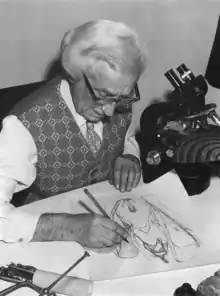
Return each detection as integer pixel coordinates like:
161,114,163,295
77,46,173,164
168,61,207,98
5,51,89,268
0,79,140,244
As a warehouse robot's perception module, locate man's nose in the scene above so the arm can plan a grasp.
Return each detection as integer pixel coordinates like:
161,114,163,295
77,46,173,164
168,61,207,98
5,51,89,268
102,102,116,117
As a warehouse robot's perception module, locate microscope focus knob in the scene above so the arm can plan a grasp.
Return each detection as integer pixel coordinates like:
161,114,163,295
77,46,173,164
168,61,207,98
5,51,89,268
146,151,161,165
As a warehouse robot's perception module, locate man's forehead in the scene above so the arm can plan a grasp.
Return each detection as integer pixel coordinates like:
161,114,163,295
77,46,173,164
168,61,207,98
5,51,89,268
91,70,136,95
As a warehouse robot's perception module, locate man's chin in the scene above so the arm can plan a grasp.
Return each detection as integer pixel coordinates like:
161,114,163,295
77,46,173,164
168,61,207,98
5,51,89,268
86,114,104,123
84,112,109,123
87,117,101,123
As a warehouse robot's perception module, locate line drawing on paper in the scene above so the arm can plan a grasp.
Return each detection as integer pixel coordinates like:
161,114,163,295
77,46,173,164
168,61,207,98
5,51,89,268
110,195,200,263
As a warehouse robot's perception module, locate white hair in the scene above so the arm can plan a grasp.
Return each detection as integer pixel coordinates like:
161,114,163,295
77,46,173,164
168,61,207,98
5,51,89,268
60,19,147,82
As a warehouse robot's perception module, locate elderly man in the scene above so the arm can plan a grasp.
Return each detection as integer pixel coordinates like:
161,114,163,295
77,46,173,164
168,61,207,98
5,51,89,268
0,19,147,251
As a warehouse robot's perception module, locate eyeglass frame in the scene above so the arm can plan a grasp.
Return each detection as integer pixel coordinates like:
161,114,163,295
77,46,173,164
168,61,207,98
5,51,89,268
83,72,140,107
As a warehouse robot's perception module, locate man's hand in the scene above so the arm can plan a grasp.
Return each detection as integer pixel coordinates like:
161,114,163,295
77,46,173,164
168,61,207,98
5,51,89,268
72,214,128,249
32,213,128,251
109,154,141,192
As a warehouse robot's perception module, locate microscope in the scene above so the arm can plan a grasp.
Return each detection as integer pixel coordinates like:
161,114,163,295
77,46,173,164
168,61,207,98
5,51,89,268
140,63,220,196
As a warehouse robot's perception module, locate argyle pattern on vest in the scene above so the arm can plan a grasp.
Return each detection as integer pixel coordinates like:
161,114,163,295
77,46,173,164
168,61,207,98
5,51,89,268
12,78,132,198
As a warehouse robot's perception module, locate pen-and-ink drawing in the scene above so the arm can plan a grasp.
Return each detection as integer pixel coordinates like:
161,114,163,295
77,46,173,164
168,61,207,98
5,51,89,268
110,196,200,263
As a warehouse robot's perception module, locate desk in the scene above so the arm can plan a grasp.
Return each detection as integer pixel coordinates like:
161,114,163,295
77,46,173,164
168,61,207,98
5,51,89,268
1,174,220,296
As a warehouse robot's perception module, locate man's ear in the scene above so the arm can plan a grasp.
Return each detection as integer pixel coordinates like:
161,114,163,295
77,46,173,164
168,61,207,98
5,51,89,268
60,29,75,50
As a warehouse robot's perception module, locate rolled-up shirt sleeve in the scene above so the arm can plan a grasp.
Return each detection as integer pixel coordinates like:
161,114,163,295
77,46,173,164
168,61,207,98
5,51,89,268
123,120,140,159
0,115,40,244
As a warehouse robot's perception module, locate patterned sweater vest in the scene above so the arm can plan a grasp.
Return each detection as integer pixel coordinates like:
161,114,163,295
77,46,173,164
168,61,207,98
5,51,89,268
11,76,132,199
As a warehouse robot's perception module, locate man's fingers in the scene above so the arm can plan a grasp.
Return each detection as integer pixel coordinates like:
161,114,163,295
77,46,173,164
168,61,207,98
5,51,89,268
126,169,135,191
90,226,120,248
91,216,129,249
133,164,141,188
119,167,129,192
100,225,124,245
92,245,118,254
89,239,107,249
113,161,122,190
102,233,122,245
114,223,129,241
100,235,120,247
112,157,141,191
102,221,128,242
101,221,125,235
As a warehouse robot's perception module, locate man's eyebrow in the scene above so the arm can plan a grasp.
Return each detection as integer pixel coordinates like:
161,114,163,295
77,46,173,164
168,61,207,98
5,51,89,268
94,87,135,98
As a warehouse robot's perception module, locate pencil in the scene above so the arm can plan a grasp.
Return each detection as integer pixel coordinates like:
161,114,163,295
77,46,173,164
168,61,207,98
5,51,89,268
84,188,110,218
84,188,129,243
79,200,95,215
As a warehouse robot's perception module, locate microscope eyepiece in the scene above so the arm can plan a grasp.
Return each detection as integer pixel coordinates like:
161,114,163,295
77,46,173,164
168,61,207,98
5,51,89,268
164,69,183,91
177,64,195,81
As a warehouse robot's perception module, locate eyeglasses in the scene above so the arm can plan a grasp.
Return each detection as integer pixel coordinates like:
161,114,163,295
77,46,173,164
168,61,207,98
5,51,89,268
83,72,140,107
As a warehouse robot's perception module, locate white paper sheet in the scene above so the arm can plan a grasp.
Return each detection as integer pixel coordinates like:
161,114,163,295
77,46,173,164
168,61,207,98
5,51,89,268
7,172,220,282
82,173,220,280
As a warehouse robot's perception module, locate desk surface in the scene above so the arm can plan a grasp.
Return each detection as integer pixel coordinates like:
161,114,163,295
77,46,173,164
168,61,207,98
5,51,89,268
1,174,220,295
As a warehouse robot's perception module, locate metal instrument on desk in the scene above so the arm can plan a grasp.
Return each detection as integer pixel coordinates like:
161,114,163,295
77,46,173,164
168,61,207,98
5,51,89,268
0,263,42,295
140,63,220,196
0,251,91,296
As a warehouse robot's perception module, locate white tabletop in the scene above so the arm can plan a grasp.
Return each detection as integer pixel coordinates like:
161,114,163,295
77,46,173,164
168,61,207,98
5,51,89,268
1,174,220,296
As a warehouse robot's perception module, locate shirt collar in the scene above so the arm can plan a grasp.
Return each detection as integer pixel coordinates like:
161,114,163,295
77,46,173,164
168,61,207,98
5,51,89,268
60,79,86,128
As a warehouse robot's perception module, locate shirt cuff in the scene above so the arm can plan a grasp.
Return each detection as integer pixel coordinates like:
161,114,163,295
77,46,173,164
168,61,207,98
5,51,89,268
123,137,140,159
0,206,41,244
